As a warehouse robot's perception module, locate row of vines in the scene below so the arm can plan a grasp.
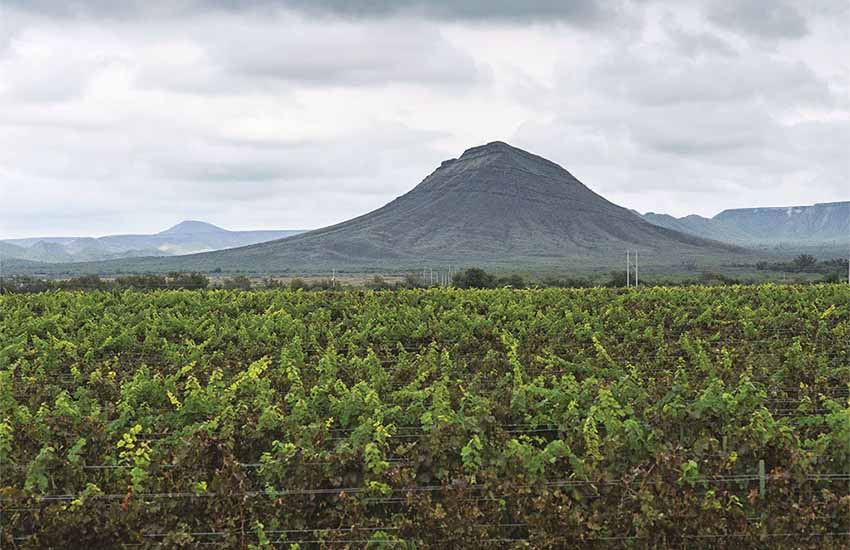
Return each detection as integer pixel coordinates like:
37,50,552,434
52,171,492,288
1,284,849,548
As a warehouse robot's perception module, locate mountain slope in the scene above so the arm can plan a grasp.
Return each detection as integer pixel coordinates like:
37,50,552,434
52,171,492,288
92,222,303,256
714,202,849,243
1,221,304,262
0,241,56,263
15,141,746,275
643,202,849,246
642,213,754,244
236,141,740,263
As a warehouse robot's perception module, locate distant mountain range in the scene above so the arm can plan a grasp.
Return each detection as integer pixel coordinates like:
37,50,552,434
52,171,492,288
9,142,747,276
641,202,849,247
0,221,304,263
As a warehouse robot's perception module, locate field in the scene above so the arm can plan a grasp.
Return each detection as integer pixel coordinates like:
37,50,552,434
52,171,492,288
1,285,849,548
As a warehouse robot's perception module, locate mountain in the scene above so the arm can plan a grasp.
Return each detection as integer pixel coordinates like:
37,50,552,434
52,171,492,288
2,237,78,247
0,241,52,263
714,202,848,243
0,221,304,263
89,221,304,256
0,240,84,263
642,213,753,244
159,220,225,235
15,141,746,275
643,202,849,247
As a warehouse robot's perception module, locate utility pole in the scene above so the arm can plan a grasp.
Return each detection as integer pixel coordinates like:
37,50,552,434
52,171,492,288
626,250,630,288
635,251,639,287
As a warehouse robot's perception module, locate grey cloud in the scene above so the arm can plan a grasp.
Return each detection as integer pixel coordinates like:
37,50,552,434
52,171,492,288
514,109,849,218
0,53,94,103
211,20,483,86
158,124,448,192
592,48,832,108
626,102,779,157
0,109,445,203
160,161,293,184
783,119,850,170
269,0,607,22
3,0,609,22
1,0,845,235
0,12,485,102
806,0,850,18
666,26,737,57
518,99,848,191
706,0,808,39
127,15,487,94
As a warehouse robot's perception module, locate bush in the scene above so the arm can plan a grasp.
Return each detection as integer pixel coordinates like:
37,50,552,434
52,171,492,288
0,276,54,294
495,274,526,288
310,279,338,291
539,277,593,288
221,275,253,290
166,272,209,289
288,278,309,290
401,273,426,289
822,270,845,284
699,271,741,285
114,275,168,290
260,277,286,289
60,275,109,290
365,276,394,290
792,254,818,272
452,268,497,289
605,271,628,288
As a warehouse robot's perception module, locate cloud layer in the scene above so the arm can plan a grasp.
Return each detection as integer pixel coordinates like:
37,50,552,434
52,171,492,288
5,0,609,22
0,1,847,238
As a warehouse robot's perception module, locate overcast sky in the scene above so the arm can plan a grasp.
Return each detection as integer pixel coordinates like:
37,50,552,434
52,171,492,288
1,0,847,238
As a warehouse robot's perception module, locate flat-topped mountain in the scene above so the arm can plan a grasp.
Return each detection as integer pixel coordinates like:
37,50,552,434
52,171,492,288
643,201,849,247
18,141,745,275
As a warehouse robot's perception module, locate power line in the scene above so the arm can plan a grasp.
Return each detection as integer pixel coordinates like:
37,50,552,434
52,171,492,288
7,477,850,505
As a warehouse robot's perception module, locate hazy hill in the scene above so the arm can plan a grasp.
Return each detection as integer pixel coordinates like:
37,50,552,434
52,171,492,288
14,142,746,275
643,202,849,249
641,213,753,244
0,221,304,263
0,241,58,263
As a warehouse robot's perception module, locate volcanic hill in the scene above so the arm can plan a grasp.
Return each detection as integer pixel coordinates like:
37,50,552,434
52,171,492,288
10,141,745,275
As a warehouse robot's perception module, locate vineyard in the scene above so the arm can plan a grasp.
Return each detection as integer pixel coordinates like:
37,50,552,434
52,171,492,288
1,285,849,548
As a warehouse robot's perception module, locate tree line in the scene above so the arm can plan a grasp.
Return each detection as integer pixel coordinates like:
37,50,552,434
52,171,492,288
2,259,846,294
